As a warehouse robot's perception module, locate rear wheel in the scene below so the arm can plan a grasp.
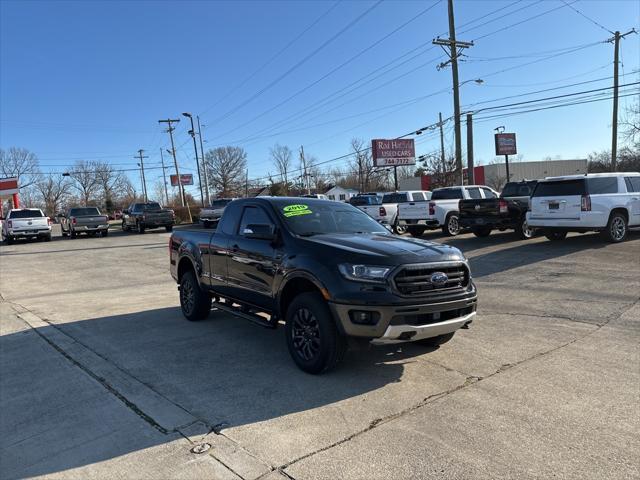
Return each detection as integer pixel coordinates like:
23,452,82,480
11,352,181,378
545,230,567,241
6,235,14,245
472,227,492,238
202,220,211,229
442,213,460,236
516,218,534,240
285,292,347,374
44,233,52,242
101,229,109,237
602,212,627,243
179,270,211,321
407,226,426,237
165,225,173,232
137,221,145,234
393,221,407,235
61,226,68,237
122,220,129,232
70,229,77,239
414,332,455,348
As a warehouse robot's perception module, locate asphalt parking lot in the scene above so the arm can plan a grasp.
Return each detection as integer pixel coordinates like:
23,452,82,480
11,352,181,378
1,225,639,480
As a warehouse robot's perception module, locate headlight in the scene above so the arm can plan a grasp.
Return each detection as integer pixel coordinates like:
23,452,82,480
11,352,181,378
338,264,391,283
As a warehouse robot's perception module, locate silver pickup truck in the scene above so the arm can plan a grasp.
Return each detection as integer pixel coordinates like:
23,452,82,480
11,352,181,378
2,208,52,244
60,207,110,238
200,198,236,228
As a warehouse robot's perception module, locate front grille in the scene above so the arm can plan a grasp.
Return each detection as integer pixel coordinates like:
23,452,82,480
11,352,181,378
393,263,469,297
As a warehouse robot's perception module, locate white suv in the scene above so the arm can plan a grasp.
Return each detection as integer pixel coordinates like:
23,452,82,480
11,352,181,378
527,173,640,243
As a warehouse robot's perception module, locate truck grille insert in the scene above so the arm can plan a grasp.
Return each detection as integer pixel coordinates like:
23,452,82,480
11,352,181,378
393,263,469,297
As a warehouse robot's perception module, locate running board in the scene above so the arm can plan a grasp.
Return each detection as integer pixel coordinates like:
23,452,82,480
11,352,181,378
213,300,277,329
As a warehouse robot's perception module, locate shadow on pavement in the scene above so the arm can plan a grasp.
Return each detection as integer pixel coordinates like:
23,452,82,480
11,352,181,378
1,305,422,478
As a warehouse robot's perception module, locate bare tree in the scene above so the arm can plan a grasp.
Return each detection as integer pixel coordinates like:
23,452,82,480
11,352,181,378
69,160,100,206
270,144,292,194
0,147,40,186
621,100,640,148
152,180,168,204
34,175,71,216
204,146,247,197
421,150,458,189
94,161,129,212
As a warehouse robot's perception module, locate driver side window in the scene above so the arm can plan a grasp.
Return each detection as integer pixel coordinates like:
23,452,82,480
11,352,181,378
238,206,273,236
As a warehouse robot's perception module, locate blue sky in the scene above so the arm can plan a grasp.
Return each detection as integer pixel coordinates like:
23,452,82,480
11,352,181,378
1,0,638,195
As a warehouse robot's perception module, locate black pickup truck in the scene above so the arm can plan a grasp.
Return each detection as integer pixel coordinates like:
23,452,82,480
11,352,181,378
170,197,477,374
459,180,538,239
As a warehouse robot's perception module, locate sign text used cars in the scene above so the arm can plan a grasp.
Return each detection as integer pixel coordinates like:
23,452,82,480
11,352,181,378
371,139,416,167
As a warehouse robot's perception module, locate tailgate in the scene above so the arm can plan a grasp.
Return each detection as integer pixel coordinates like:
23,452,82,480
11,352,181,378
75,216,108,226
11,218,48,229
398,202,428,220
360,205,382,220
145,212,172,222
459,199,499,219
530,179,585,220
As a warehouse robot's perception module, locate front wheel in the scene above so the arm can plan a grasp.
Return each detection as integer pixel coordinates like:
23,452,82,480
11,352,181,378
602,212,627,243
122,220,129,232
70,229,77,239
414,332,455,348
101,229,109,237
545,230,567,241
137,222,145,234
285,292,347,374
472,227,492,238
517,218,534,240
442,214,460,236
179,270,211,321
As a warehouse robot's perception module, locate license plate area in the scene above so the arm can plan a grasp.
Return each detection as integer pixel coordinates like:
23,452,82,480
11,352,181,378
548,203,559,210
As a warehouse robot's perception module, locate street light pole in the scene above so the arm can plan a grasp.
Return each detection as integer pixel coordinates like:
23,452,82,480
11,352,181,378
196,115,210,205
183,112,205,207
159,118,192,223
135,149,149,202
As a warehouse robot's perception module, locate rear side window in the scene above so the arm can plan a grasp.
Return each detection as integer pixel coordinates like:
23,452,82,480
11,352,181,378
382,193,408,203
482,188,498,199
467,188,482,199
431,189,463,200
532,180,586,197
625,177,640,192
9,209,44,218
217,202,242,235
587,177,619,194
412,192,425,202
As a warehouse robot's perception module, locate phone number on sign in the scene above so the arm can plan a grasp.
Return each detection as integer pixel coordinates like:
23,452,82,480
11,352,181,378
376,158,416,166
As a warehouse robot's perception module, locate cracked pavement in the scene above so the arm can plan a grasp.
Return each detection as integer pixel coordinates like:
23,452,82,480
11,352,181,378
1,226,639,479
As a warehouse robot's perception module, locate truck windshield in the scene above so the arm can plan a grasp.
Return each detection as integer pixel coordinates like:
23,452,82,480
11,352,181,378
273,201,389,236
69,207,100,216
431,189,463,200
9,209,43,218
211,199,232,208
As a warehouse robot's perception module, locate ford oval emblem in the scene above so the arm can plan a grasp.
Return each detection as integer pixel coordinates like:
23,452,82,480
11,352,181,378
430,271,448,286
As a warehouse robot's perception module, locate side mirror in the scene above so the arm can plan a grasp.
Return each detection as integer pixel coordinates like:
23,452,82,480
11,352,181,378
243,224,277,241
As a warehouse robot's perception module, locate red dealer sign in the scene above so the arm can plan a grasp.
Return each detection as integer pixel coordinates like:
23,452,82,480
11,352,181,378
0,177,19,195
371,139,416,167
170,174,194,186
495,133,517,156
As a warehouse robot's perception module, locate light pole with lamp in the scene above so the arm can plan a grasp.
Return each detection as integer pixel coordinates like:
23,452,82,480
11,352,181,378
182,112,205,207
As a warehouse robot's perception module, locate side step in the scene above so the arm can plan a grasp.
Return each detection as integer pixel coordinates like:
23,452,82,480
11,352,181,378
213,300,277,329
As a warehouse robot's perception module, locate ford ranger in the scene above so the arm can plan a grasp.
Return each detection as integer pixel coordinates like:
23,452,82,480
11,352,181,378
170,197,477,374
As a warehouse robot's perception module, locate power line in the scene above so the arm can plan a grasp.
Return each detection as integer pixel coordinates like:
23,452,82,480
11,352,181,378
560,0,614,35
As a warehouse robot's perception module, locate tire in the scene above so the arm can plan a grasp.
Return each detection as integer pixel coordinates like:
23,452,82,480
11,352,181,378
202,220,211,229
44,234,52,242
179,270,211,321
137,221,145,234
602,211,628,243
70,229,77,239
122,220,129,232
414,332,456,348
101,229,109,237
165,225,173,232
61,226,68,237
393,220,407,235
285,292,347,374
6,235,14,245
516,218,534,240
472,227,492,238
545,230,567,241
442,213,460,236
407,226,426,237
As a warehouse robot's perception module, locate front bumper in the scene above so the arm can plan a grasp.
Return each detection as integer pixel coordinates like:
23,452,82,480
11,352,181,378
329,294,477,341
397,219,439,227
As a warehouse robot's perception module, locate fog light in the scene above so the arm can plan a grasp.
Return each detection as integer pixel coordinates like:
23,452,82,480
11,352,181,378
398,331,416,340
349,310,380,325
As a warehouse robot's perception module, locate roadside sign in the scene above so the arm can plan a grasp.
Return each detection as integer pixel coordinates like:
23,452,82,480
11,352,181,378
371,139,416,167
0,177,19,195
170,174,193,186
495,133,517,156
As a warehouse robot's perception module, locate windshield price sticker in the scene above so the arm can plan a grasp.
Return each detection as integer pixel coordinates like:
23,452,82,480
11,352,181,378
283,204,313,217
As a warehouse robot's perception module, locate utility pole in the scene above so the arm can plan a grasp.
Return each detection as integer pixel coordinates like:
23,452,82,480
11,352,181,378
433,0,473,186
466,113,474,185
135,149,149,202
183,113,205,207
196,115,210,205
159,118,192,223
245,169,249,197
608,29,636,171
438,112,446,185
299,145,311,195
160,148,169,206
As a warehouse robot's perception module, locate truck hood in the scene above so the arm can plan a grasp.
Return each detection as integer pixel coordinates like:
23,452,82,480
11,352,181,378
301,233,464,263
